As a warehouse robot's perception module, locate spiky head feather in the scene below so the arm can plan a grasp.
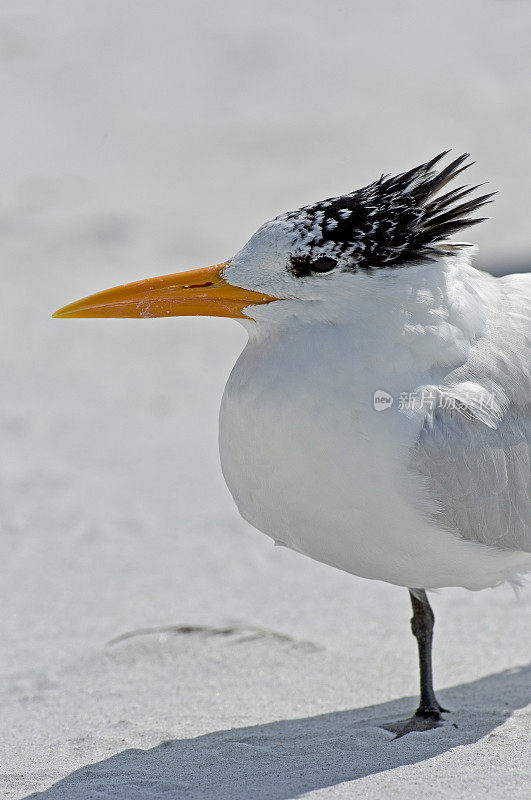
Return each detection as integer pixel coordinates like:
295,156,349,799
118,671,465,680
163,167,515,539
279,152,494,277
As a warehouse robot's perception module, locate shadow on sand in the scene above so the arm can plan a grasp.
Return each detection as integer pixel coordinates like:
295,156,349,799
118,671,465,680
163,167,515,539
26,665,529,800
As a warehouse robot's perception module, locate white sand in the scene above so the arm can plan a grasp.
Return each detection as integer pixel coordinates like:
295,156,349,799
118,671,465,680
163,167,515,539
1,2,530,797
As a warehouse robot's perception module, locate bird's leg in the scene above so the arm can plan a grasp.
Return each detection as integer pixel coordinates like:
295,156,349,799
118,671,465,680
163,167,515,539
381,589,449,737
409,588,447,718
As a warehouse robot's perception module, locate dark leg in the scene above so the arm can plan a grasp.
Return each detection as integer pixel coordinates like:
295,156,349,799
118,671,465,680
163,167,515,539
409,589,447,717
381,589,449,737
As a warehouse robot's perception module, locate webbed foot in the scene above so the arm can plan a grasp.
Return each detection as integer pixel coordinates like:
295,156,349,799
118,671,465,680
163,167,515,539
381,706,453,738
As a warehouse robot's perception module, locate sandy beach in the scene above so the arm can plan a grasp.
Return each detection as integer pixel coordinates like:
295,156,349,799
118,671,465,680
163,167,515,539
1,2,530,797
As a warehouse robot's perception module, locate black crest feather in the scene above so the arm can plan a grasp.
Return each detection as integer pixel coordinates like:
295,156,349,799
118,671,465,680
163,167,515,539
284,152,494,275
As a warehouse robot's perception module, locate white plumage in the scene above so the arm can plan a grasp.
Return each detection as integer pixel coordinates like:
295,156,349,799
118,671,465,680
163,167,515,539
221,252,531,591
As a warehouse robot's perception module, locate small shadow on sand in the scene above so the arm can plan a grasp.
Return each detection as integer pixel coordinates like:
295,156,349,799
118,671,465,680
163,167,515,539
25,665,529,800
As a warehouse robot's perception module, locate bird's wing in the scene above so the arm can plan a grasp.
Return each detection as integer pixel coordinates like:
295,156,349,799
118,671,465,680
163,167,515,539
410,272,531,553
411,386,531,551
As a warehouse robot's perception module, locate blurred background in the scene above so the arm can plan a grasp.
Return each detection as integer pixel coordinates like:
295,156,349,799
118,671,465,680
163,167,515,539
1,3,531,793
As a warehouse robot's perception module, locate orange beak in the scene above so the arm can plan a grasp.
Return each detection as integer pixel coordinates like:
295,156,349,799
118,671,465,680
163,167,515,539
52,261,277,320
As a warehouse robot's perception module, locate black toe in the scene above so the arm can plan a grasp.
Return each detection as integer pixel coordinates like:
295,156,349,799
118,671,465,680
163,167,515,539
380,712,447,738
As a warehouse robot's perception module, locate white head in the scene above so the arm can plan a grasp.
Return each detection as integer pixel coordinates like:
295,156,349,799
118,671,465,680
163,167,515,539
53,152,493,328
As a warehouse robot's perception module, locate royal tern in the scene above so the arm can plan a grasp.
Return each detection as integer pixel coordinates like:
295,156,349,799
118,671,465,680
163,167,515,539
54,153,531,735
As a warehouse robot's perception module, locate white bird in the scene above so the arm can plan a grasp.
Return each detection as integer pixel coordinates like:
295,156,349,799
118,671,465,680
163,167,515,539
54,153,531,735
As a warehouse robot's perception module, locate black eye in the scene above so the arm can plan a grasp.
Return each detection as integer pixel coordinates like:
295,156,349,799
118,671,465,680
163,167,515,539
289,254,337,277
311,257,337,273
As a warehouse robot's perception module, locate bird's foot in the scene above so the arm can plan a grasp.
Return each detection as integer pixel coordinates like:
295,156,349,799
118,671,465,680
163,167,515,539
381,705,452,739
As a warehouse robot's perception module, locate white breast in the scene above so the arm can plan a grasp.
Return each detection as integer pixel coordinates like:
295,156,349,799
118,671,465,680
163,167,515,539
219,305,531,591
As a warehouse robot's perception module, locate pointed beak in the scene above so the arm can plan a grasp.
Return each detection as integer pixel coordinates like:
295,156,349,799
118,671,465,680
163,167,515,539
52,261,277,320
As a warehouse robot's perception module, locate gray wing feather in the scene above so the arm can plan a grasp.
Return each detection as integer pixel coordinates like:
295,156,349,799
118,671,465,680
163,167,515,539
411,272,531,552
412,397,531,551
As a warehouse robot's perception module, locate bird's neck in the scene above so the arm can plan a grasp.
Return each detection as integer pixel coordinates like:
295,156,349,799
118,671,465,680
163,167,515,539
243,254,490,387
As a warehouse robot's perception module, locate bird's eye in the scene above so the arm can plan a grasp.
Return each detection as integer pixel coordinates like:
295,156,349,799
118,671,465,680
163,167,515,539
289,254,337,277
311,257,337,273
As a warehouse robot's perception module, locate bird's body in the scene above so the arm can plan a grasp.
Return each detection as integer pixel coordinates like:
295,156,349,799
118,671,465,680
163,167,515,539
220,256,531,591
54,152,531,733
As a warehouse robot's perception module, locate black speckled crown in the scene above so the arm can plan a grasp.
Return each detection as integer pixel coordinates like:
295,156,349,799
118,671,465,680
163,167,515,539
282,152,494,277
